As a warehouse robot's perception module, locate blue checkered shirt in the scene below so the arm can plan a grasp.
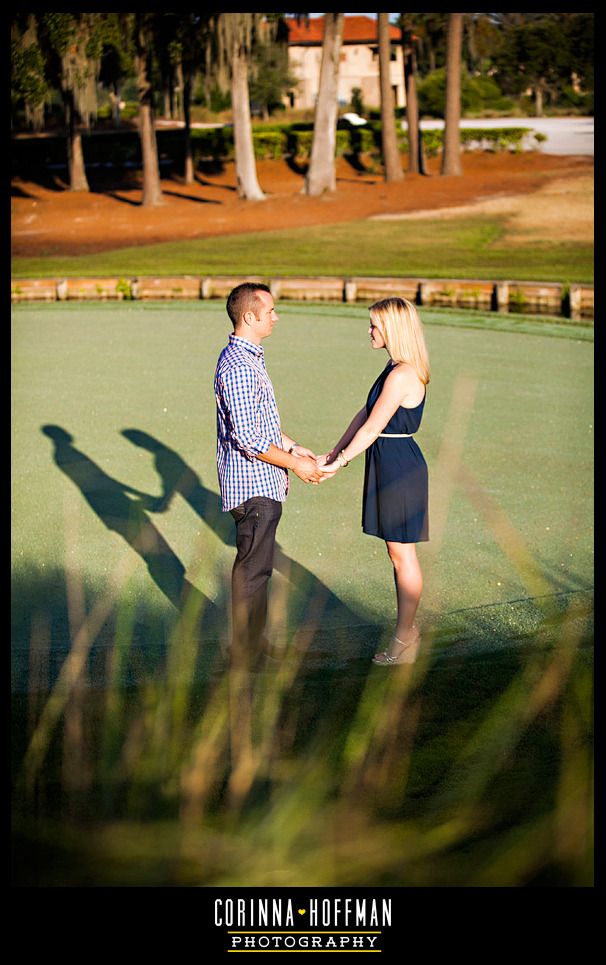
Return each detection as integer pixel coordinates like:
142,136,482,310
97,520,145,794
214,334,289,512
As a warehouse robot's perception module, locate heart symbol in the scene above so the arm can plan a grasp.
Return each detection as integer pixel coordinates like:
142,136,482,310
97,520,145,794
298,909,306,915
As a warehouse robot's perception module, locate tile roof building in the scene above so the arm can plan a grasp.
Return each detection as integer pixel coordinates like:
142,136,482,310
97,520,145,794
285,15,405,111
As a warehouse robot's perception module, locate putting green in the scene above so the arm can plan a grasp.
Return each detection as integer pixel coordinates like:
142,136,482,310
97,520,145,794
12,301,593,658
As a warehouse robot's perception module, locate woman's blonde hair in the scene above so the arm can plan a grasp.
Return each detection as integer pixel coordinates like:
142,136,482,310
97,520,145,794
369,296,430,384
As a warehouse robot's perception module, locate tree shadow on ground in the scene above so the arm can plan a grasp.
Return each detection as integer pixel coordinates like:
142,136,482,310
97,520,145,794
194,173,237,193
284,155,308,177
341,152,378,179
160,190,221,205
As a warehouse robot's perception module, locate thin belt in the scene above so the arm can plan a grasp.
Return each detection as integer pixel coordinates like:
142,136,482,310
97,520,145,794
378,432,413,438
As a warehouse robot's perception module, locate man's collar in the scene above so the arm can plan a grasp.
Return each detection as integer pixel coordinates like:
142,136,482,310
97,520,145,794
229,333,264,357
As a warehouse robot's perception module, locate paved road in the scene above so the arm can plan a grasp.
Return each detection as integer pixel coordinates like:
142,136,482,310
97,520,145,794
419,116,594,156
160,115,594,157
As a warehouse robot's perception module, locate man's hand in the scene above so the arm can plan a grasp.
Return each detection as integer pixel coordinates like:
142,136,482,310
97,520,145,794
291,456,323,484
291,444,317,460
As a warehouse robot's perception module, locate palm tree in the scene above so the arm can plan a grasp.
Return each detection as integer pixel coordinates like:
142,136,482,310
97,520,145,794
305,12,344,197
441,12,463,176
378,12,403,181
133,13,165,206
216,13,265,201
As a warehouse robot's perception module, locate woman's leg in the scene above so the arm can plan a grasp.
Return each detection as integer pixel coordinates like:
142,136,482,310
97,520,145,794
385,540,423,641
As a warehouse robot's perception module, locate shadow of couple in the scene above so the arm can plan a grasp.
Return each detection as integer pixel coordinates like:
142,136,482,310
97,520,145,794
41,425,364,649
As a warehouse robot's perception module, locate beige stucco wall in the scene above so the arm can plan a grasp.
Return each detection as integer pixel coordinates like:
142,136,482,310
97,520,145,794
289,42,405,110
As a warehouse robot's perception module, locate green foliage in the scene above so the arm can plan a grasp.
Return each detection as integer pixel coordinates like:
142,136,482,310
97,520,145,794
417,67,515,118
249,39,298,118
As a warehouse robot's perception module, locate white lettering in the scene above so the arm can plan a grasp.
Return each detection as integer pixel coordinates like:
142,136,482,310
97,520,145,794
382,899,392,926
345,898,353,925
215,899,223,926
339,938,350,947
322,899,331,925
272,899,281,926
259,938,269,949
299,938,309,948
325,938,337,949
353,937,364,948
309,899,318,926
367,937,377,948
356,899,366,925
230,937,240,948
312,938,322,948
224,899,233,926
285,900,294,927
244,937,255,948
258,900,268,927
334,898,341,925
285,937,295,948
369,899,378,926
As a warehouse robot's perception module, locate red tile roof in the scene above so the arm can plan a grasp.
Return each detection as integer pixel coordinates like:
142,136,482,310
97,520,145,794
286,15,400,45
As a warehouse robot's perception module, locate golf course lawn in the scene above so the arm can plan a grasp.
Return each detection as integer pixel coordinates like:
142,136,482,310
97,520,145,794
12,300,593,652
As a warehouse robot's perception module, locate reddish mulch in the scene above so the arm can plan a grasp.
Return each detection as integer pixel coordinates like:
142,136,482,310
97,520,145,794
11,151,593,257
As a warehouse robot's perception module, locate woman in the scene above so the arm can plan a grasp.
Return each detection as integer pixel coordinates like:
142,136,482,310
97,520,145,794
319,297,430,665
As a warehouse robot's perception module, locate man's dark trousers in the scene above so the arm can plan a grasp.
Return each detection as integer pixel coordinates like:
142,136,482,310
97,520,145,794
230,496,283,665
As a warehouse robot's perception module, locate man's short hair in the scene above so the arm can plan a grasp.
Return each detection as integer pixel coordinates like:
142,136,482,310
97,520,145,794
226,283,271,328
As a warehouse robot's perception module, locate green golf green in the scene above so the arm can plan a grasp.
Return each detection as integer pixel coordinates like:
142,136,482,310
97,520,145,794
12,300,593,654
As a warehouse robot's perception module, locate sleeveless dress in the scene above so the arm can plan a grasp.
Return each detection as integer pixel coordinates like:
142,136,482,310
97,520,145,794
362,360,429,543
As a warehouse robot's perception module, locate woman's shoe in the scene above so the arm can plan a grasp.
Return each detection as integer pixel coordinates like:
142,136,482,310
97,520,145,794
372,626,420,666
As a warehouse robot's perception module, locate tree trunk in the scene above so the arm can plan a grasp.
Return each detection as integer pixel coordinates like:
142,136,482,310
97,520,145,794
378,13,404,181
231,41,265,200
183,69,194,185
135,18,165,207
65,91,89,192
441,12,463,176
535,83,544,117
305,12,344,196
402,28,418,174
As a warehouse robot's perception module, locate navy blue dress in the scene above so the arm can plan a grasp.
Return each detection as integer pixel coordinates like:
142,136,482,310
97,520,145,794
362,361,429,543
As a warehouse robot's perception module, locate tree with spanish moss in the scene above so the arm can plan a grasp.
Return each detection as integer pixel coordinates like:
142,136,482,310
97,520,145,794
132,12,165,206
38,13,105,192
11,14,48,133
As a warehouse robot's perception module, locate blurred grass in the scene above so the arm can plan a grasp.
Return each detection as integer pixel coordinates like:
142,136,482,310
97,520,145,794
11,215,594,283
11,301,593,886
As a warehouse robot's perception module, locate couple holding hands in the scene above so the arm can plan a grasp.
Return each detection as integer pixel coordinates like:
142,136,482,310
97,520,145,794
214,283,430,668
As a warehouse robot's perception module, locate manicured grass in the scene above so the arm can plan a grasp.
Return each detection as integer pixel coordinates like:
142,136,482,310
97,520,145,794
11,301,593,886
11,214,594,283
12,299,593,639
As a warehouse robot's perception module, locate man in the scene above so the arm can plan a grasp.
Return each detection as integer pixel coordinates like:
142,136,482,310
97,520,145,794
214,282,322,665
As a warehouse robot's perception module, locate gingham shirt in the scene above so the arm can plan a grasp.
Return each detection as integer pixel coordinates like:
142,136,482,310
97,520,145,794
214,333,289,512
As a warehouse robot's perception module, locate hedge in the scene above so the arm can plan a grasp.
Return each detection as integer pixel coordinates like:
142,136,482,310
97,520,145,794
11,124,536,178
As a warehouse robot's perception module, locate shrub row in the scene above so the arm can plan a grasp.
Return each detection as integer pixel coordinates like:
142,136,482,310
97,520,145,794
11,124,536,177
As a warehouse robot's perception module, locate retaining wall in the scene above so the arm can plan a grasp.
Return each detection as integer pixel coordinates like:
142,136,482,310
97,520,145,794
10,275,594,320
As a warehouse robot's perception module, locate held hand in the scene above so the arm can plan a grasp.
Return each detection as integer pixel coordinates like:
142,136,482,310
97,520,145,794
319,461,340,475
291,456,323,484
291,444,317,460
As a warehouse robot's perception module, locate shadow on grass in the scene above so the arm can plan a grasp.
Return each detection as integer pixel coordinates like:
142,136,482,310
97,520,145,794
11,427,593,886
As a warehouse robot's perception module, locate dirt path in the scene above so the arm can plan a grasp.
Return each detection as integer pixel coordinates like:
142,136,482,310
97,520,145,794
11,151,593,258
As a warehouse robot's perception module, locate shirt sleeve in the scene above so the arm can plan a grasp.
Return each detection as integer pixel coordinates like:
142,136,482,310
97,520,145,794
217,366,276,457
